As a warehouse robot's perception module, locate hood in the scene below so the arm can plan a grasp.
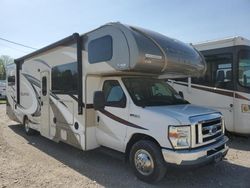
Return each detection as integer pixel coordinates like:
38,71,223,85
144,104,219,124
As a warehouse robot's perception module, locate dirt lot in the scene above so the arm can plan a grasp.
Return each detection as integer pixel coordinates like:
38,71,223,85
0,104,250,188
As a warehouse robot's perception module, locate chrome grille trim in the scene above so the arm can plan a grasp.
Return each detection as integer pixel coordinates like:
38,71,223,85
203,130,222,139
190,113,224,148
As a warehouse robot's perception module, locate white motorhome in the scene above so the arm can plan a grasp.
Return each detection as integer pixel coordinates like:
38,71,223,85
6,23,228,182
170,36,250,135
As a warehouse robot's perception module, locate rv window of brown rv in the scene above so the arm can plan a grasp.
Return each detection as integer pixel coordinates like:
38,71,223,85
51,62,78,94
42,76,47,96
7,75,15,86
88,35,113,64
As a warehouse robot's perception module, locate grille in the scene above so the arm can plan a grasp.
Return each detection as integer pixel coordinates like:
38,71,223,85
201,118,223,142
191,114,224,147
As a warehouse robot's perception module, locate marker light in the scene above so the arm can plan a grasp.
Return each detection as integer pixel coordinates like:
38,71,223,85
241,104,250,113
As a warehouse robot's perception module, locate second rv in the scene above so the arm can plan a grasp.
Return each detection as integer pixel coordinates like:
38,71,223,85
170,36,250,135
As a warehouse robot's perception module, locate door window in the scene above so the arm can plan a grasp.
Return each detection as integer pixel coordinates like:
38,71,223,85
103,80,126,108
7,75,15,86
42,76,47,96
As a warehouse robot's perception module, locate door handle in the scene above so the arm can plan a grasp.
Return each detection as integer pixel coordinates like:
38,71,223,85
229,104,233,112
41,101,43,106
97,116,100,123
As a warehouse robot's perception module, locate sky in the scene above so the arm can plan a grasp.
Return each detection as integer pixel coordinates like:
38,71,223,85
0,0,250,58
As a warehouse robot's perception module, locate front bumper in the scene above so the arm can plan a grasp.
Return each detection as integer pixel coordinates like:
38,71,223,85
162,136,229,165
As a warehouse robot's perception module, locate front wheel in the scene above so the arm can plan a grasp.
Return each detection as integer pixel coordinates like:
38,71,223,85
129,140,166,183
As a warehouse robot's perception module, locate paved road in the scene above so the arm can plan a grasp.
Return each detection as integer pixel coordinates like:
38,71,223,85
0,104,250,188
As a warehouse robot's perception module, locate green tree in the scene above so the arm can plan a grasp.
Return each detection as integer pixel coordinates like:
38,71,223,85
0,55,14,80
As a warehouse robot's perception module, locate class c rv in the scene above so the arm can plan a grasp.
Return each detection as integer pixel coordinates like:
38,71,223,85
6,23,228,183
170,36,250,135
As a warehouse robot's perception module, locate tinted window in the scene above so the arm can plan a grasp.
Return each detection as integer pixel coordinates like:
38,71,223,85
52,62,78,94
42,76,47,96
88,35,113,64
130,27,195,59
238,50,250,88
102,80,126,108
7,76,15,86
192,53,233,89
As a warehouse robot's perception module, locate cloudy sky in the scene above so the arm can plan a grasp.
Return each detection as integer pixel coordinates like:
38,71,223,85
0,0,249,58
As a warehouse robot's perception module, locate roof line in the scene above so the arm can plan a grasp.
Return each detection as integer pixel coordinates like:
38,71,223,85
15,33,79,62
194,36,247,45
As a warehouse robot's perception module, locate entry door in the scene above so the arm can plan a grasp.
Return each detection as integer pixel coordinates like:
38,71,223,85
40,71,50,138
213,59,234,131
96,80,128,151
198,54,234,132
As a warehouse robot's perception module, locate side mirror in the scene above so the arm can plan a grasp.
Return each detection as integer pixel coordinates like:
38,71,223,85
179,91,184,99
93,91,105,110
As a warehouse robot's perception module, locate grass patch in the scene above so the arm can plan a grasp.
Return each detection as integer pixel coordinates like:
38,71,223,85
0,100,6,104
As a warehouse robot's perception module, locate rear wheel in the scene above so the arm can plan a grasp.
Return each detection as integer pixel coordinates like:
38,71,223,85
129,140,166,183
23,117,36,136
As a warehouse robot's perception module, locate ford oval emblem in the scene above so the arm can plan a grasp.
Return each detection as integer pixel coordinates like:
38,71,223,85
210,126,217,134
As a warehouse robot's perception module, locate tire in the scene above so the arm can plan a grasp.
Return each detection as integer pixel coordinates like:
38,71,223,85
23,117,36,136
129,140,166,183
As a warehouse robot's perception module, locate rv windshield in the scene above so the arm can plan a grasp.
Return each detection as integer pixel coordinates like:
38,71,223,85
238,50,250,88
122,77,189,107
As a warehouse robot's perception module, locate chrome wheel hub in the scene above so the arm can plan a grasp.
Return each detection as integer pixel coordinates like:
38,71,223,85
134,149,154,175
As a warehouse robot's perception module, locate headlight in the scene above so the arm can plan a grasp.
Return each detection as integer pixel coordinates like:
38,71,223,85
168,126,191,149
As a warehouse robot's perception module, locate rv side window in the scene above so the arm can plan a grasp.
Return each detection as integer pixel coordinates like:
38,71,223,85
51,62,78,94
102,80,126,108
7,76,15,86
238,50,250,88
192,53,233,89
88,35,113,64
42,76,47,96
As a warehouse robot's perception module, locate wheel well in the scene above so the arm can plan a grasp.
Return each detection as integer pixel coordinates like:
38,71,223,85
125,133,161,161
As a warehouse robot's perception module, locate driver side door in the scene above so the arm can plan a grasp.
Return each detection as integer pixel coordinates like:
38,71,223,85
96,80,128,152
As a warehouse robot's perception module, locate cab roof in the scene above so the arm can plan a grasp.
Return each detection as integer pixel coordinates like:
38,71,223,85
194,36,250,51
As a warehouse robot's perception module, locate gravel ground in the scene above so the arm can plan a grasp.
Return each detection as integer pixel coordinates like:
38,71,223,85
0,104,250,188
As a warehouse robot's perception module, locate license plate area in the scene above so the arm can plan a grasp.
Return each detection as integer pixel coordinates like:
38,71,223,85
213,152,223,163
207,144,225,156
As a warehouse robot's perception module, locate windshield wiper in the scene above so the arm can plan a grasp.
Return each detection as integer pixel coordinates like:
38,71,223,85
174,99,189,105
137,100,147,108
